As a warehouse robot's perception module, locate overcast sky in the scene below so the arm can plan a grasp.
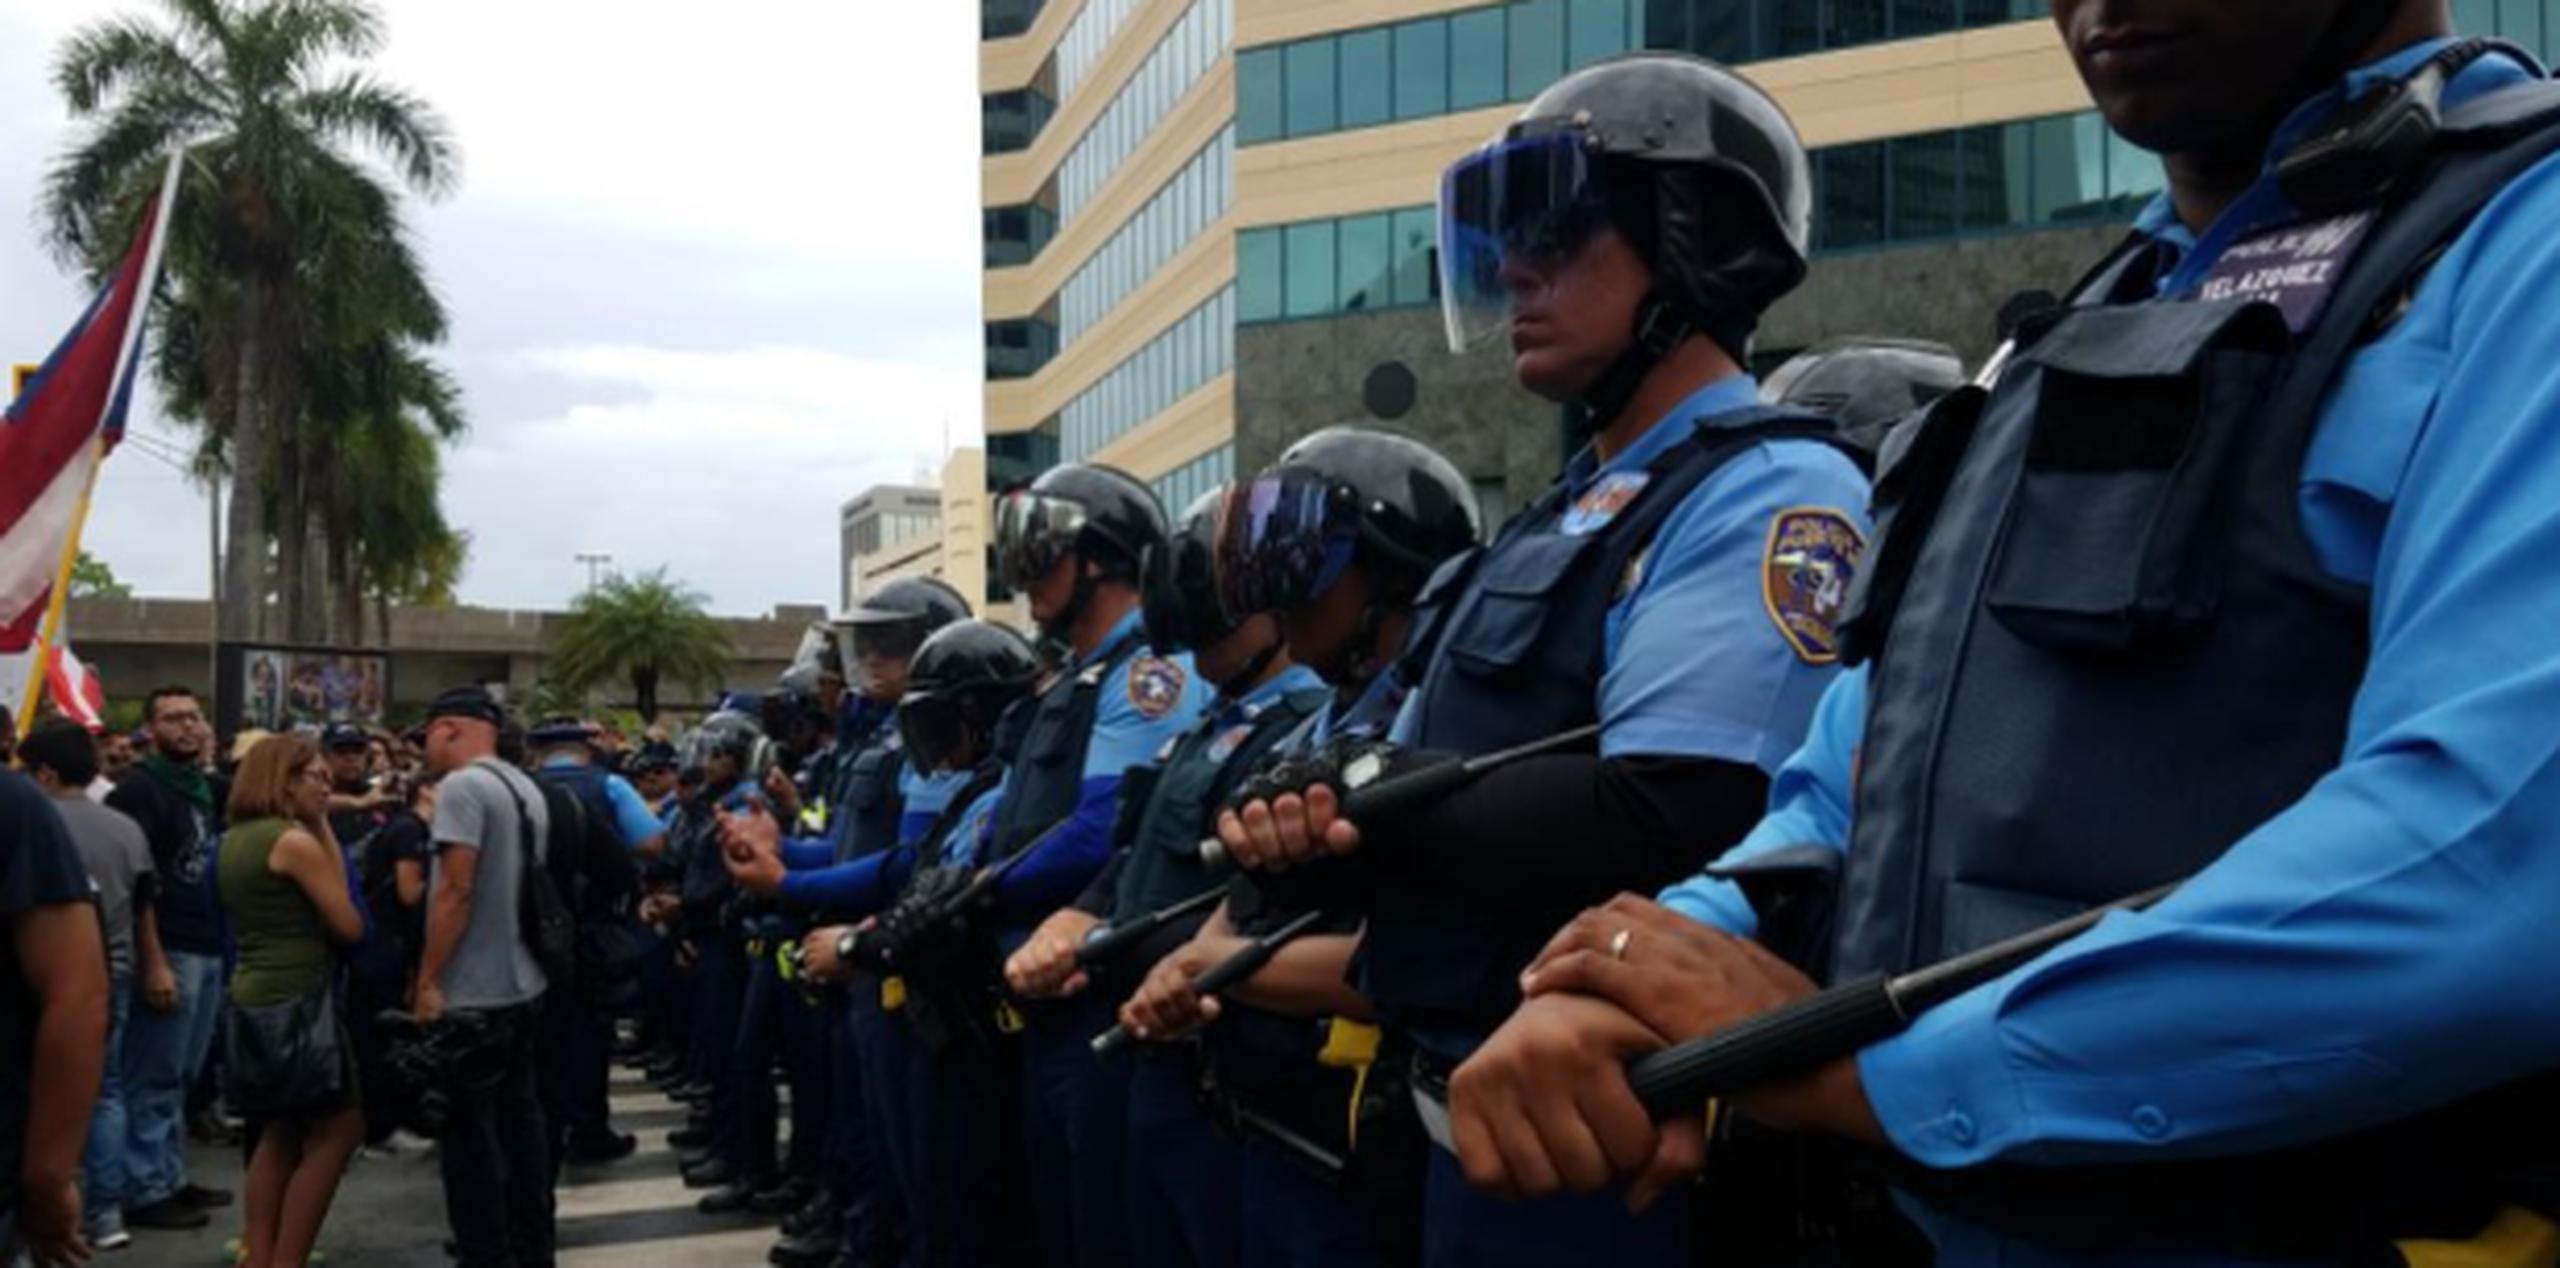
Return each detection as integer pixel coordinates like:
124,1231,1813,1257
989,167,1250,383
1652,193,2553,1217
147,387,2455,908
0,0,985,617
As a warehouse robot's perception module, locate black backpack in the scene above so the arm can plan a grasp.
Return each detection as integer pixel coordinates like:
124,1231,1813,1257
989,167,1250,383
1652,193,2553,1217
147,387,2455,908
479,761,577,991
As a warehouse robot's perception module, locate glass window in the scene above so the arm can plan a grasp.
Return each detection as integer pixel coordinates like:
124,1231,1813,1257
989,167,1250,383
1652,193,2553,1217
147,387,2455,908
1392,207,1439,306
2455,0,2497,32
1340,29,1393,128
1690,0,1748,60
2028,113,2106,224
1892,0,1960,36
1451,9,1509,109
1285,38,1338,137
1830,0,1888,46
1568,0,1631,67
1816,142,1885,250
1638,0,1687,49
1395,19,1449,120
1760,0,1822,55
1239,227,1283,322
1284,220,1336,318
1889,132,1959,242
1338,212,1393,311
2104,125,2166,208
1510,1,1566,99
1957,124,2018,234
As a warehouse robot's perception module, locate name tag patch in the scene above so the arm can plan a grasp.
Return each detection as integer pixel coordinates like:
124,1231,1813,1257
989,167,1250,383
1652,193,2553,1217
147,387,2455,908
2193,211,2374,333
1562,471,1652,536
1763,508,1865,665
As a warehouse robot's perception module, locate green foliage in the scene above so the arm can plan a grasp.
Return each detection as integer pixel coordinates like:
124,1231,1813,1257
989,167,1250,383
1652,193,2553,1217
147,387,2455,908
547,569,735,722
44,0,464,643
69,550,133,599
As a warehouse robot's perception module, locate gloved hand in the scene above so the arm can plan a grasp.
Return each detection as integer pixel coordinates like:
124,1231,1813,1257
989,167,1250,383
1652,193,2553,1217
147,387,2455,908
874,866,981,976
1216,739,1447,872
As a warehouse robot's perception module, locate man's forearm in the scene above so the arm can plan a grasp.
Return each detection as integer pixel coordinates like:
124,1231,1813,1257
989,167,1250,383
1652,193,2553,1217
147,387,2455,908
136,905,170,979
26,967,108,1194
417,879,472,988
1230,932,1373,1020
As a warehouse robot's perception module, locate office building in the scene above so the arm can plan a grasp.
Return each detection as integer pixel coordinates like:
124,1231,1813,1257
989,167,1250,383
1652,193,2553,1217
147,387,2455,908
839,485,944,611
982,0,2560,582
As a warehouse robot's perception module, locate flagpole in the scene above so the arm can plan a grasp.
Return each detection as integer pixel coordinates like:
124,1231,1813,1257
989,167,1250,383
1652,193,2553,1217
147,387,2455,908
16,437,109,739
12,149,186,740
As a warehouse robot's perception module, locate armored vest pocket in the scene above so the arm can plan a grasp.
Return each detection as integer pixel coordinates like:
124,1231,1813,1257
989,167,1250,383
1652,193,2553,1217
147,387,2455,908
1984,299,2291,654
1442,534,1594,680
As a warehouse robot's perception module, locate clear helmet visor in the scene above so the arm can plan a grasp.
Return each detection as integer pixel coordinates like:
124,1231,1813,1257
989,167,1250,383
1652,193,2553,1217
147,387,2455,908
1438,131,1604,354
992,491,1091,591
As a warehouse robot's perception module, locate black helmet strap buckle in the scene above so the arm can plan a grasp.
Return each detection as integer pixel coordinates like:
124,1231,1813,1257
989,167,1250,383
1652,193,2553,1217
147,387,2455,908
1578,291,1697,434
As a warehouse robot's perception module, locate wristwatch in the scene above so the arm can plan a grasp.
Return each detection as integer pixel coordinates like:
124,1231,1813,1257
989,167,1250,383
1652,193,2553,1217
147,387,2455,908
837,929,860,962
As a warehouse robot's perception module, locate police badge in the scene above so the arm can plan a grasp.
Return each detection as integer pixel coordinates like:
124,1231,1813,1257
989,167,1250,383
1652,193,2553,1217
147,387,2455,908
1127,656,1188,719
1762,508,1864,664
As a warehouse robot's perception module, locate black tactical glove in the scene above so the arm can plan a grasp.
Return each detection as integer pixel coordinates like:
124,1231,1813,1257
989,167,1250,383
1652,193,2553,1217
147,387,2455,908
875,865,981,976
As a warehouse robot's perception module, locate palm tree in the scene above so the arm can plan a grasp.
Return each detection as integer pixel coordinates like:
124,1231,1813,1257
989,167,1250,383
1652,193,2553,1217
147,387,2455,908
44,0,458,644
548,569,735,723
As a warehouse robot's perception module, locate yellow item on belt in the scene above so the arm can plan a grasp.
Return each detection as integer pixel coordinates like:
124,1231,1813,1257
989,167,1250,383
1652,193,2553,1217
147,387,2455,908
746,937,769,959
995,999,1027,1034
776,943,799,982
1321,1019,1383,1148
2398,1207,2560,1268
880,976,908,1012
800,805,827,834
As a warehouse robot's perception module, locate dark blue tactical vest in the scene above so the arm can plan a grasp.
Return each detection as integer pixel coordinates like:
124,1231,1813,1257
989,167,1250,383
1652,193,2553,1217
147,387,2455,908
832,734,908,866
1118,686,1327,918
983,628,1144,868
1371,406,1851,1056
1829,79,2560,1249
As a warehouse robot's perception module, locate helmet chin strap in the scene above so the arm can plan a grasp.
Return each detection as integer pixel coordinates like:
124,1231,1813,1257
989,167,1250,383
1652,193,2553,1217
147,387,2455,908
1573,292,1695,442
1041,556,1099,644
1217,637,1286,698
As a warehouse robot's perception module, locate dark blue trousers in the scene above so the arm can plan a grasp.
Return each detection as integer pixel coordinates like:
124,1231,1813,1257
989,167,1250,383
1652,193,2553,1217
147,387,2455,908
1236,1131,1379,1268
783,983,829,1176
917,1014,1025,1268
722,950,787,1181
1019,992,1129,1268
1124,1053,1242,1268
686,932,746,1091
1420,1147,1691,1268
841,988,905,1264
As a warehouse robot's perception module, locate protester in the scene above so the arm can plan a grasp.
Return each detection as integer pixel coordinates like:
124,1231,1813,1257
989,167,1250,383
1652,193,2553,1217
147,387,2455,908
1,765,110,1265
105,685,234,1230
218,735,368,1268
415,685,556,1266
18,720,157,1252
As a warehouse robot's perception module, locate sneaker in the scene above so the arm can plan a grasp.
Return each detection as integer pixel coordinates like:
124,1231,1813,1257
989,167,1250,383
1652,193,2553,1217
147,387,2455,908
175,1182,234,1209
126,1196,211,1230
85,1222,131,1252
387,1129,438,1155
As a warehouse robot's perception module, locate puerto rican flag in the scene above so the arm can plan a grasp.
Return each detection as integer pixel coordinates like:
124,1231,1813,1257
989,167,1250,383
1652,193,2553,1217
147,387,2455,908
46,640,107,732
0,152,180,720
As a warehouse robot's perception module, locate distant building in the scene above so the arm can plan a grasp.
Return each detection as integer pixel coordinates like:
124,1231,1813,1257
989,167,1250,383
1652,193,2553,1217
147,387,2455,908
839,485,943,611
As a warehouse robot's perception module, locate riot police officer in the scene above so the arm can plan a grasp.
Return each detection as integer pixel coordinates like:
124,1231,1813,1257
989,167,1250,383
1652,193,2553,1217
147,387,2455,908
977,463,1209,1268
1213,52,1871,1267
764,619,1044,1268
1001,486,1330,1268
670,709,774,1192
1120,428,1483,1268
1455,3,2560,1264
726,578,969,1268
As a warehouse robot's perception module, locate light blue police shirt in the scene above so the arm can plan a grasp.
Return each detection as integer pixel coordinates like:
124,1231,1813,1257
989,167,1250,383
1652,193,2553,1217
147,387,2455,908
1658,39,2560,1262
1390,373,1871,772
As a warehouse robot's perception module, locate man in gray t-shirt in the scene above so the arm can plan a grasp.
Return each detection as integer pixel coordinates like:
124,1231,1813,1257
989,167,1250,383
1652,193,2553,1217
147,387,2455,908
415,685,556,1265
426,758,549,1011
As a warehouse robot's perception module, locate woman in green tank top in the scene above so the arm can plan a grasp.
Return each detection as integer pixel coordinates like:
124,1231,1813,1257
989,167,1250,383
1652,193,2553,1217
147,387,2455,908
218,736,365,1268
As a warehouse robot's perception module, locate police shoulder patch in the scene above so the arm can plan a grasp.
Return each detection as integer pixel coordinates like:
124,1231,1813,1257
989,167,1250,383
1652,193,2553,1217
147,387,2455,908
1127,656,1188,719
1761,508,1864,665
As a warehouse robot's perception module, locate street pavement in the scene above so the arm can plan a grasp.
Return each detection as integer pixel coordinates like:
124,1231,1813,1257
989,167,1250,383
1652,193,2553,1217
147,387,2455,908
118,1066,781,1266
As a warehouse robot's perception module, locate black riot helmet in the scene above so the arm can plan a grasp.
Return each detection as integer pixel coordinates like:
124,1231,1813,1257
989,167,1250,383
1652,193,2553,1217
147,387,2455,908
1216,426,1481,623
1142,489,1242,655
1440,52,1811,429
993,463,1168,638
680,709,774,788
838,576,972,681
897,620,1044,774
1761,338,1966,455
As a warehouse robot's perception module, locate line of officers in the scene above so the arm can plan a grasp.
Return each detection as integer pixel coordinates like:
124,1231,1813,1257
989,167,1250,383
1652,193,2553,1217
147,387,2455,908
652,19,2560,1268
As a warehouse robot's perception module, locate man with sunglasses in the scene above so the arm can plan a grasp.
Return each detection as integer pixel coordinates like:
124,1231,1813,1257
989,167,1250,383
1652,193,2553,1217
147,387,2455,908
981,463,1209,1268
1210,53,1870,1267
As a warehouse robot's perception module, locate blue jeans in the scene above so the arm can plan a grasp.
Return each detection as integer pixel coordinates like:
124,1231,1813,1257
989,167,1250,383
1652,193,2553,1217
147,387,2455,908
123,949,224,1205
81,974,134,1231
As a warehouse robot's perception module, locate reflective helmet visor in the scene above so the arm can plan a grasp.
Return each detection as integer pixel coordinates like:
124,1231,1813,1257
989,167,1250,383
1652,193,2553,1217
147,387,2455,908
896,692,973,774
1213,471,1359,620
1438,130,1604,353
993,491,1091,591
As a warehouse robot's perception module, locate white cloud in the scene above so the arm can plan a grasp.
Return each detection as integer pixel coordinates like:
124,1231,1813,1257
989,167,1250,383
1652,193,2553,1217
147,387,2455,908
0,0,987,615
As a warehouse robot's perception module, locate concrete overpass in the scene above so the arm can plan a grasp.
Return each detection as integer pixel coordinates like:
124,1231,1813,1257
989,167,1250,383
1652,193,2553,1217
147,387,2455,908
64,596,820,728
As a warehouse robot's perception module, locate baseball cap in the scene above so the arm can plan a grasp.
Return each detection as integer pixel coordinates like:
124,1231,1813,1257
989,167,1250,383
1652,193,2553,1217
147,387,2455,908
425,685,505,727
322,723,371,751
